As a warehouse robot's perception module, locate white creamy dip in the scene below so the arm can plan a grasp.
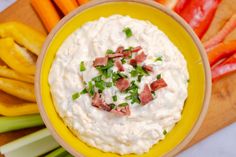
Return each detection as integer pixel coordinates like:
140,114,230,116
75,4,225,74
49,15,189,155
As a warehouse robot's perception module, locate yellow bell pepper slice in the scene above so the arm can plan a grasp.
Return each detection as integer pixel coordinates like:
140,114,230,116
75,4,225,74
0,77,35,102
0,66,34,83
0,22,46,55
0,101,38,116
0,38,36,75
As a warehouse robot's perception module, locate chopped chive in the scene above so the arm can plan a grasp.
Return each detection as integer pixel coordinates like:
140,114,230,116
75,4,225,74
112,95,117,102
87,81,95,96
187,79,190,83
106,49,114,54
151,91,156,96
130,70,138,77
109,103,116,110
92,75,102,82
80,61,86,72
137,75,143,82
95,81,105,91
123,27,133,38
156,74,161,80
106,82,113,88
163,130,167,135
72,92,80,101
121,58,126,64
118,103,129,107
80,88,88,94
155,56,163,62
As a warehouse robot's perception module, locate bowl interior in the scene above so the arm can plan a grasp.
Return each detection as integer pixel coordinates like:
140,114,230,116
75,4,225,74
37,1,209,157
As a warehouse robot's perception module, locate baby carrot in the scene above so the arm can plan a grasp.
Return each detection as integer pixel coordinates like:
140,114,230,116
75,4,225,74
31,0,61,32
54,0,78,15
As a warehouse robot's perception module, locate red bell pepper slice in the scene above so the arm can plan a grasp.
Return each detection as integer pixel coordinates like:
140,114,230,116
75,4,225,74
178,0,222,39
173,0,189,14
212,61,236,82
207,40,236,67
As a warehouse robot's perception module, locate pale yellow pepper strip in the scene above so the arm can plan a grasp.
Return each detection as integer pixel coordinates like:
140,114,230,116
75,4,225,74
0,66,34,83
0,38,36,75
0,77,35,102
0,22,46,55
0,102,38,116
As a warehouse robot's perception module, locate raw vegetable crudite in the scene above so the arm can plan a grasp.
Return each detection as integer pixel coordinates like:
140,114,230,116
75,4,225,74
0,38,36,75
54,0,78,15
0,22,45,55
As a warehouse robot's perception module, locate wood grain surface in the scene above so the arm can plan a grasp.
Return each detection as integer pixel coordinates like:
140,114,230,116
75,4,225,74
0,0,236,155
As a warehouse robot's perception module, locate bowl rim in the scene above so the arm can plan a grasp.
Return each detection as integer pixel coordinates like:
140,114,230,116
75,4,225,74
35,0,212,157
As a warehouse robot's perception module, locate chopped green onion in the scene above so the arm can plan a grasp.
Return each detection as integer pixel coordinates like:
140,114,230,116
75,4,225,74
109,103,116,110
106,82,113,88
0,114,44,133
163,130,167,135
137,75,143,82
80,61,86,72
187,79,190,83
80,88,88,94
92,75,102,82
121,58,126,64
152,91,156,96
72,92,80,101
106,49,114,54
87,81,95,96
156,74,161,80
155,56,163,62
0,128,59,157
123,27,133,38
112,95,117,102
130,70,138,77
95,80,105,91
118,103,129,107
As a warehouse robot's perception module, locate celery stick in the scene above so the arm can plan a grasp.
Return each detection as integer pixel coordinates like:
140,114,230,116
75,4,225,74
45,147,71,157
0,128,59,157
0,114,44,133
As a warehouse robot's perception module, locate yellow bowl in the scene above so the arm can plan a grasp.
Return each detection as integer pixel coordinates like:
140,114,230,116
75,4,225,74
35,0,211,156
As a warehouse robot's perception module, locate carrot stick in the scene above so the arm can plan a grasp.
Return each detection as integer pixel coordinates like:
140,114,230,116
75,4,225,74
77,0,89,5
54,0,78,15
204,14,236,50
31,0,61,32
207,40,236,67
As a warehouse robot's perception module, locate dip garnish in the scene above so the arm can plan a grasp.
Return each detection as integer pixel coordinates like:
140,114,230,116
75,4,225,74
80,61,86,71
73,46,168,115
163,130,167,135
155,56,163,62
72,92,80,101
123,27,133,38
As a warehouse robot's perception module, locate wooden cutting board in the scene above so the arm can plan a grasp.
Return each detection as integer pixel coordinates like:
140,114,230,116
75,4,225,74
0,0,236,154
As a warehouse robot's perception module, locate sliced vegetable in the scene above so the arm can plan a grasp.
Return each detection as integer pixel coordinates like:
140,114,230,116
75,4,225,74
54,0,78,15
155,0,179,9
173,0,188,14
204,14,236,50
207,40,236,66
80,61,86,71
221,53,236,65
0,128,59,157
0,114,43,133
45,147,71,157
0,66,34,83
0,38,36,75
31,0,61,32
178,0,222,38
0,102,38,116
212,62,236,81
77,0,89,5
0,77,35,102
0,22,45,55
72,92,80,101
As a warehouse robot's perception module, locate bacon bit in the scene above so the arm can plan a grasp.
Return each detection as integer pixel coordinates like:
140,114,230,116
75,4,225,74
129,59,137,67
122,50,132,58
92,93,111,111
111,106,130,116
139,84,153,105
135,52,147,63
93,57,108,67
115,59,124,71
143,65,153,72
150,79,167,91
115,78,130,92
131,46,142,53
107,53,124,58
115,46,124,53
